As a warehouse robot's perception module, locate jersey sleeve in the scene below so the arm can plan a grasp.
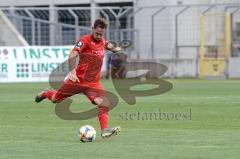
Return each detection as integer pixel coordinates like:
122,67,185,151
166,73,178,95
73,37,88,53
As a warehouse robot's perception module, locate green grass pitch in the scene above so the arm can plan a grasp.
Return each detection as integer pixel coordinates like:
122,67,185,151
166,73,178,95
0,79,240,159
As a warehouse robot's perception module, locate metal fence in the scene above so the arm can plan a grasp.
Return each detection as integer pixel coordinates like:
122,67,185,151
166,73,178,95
1,3,240,77
1,7,134,46
1,4,240,58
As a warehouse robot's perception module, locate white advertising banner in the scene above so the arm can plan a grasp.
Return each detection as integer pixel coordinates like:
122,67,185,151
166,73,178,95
0,46,107,83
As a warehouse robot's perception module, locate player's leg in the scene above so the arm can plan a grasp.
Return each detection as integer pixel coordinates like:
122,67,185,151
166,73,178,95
83,83,120,138
92,96,121,138
35,79,83,103
35,89,56,103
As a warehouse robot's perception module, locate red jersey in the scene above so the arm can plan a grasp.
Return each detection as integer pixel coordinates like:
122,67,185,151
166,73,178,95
73,34,107,83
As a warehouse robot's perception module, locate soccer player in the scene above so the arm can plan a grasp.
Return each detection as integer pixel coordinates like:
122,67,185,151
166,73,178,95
110,53,127,79
35,18,121,138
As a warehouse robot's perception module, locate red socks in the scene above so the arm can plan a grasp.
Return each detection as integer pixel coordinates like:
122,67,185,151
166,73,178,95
43,90,57,101
98,106,109,130
43,90,109,130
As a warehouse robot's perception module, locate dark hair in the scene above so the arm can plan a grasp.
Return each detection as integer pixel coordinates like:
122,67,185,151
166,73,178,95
93,18,108,29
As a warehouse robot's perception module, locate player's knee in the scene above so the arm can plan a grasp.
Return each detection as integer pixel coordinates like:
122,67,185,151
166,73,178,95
93,97,104,105
51,95,60,103
93,97,109,106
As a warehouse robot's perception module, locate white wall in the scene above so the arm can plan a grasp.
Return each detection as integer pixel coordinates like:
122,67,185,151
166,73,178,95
0,10,28,46
134,0,171,59
133,0,240,77
229,58,240,78
134,0,240,60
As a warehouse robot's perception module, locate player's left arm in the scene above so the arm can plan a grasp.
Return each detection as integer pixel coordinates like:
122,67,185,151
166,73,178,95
105,41,122,53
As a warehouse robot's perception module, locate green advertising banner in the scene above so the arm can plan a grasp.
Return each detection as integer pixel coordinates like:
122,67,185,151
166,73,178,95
0,46,71,82
0,46,107,83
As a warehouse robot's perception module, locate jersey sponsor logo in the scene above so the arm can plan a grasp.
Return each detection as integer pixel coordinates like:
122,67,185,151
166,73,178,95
76,41,83,48
92,50,104,56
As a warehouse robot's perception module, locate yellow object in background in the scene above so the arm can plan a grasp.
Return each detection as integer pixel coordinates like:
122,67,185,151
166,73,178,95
199,59,226,78
199,13,231,78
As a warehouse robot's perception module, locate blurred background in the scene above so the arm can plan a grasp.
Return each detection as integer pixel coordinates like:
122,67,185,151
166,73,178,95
1,2,240,158
0,0,240,82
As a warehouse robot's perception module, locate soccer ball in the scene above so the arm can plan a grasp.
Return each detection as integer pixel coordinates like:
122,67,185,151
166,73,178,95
78,125,96,142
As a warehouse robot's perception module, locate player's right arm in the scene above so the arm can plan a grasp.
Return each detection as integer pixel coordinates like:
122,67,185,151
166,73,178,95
68,49,79,82
68,38,88,82
68,49,79,69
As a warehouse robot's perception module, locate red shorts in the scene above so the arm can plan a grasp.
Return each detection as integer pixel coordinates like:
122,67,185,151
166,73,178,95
54,78,105,103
